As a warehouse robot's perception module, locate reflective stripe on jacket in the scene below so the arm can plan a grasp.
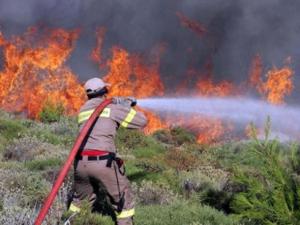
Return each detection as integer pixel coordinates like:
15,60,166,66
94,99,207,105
77,97,147,153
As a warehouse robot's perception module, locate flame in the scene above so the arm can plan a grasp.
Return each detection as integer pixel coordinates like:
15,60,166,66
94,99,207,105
262,67,294,104
90,29,166,132
166,114,230,144
0,26,296,145
103,46,165,98
0,27,85,118
102,46,166,132
249,55,294,104
196,79,235,97
140,109,168,134
172,65,236,144
176,59,236,98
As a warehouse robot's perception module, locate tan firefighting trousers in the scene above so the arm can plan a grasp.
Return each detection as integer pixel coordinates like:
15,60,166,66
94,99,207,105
70,157,135,225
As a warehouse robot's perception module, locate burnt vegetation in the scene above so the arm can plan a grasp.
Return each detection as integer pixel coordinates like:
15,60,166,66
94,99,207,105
0,110,299,225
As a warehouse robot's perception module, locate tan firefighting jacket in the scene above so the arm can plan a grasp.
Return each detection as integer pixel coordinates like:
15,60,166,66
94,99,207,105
77,97,148,153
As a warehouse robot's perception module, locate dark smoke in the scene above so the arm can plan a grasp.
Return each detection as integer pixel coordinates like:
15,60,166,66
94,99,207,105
0,0,299,102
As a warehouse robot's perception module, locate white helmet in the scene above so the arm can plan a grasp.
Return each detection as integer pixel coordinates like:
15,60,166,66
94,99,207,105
84,78,110,95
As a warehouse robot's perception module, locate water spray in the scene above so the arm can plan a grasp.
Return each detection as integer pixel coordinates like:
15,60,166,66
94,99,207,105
138,97,300,140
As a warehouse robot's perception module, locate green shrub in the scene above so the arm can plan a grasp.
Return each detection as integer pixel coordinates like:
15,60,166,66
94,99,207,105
116,128,149,150
39,101,64,123
135,200,240,225
24,158,62,170
165,148,200,171
126,160,166,183
180,168,229,193
135,159,165,174
0,118,25,140
33,128,65,145
229,121,300,224
3,170,50,207
132,180,176,205
65,201,114,225
0,135,8,156
0,110,13,120
48,116,78,138
179,168,232,212
152,129,174,145
3,136,65,161
26,118,77,146
132,144,165,158
116,128,165,158
0,205,36,225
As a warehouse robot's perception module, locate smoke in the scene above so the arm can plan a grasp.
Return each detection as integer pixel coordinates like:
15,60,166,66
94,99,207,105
0,0,299,100
139,97,300,141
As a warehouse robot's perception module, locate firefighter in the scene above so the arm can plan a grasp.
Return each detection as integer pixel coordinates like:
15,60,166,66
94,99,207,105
68,77,148,225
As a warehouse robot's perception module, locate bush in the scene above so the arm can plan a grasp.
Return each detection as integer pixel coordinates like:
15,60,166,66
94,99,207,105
64,201,114,225
116,128,165,158
0,205,36,225
135,160,165,173
48,116,78,137
135,200,240,225
116,128,150,150
0,180,69,225
229,122,300,224
29,124,68,145
165,148,200,171
4,172,50,207
179,168,231,212
24,158,62,171
180,167,229,194
3,136,65,161
0,118,25,140
153,127,196,146
132,180,175,205
39,100,64,123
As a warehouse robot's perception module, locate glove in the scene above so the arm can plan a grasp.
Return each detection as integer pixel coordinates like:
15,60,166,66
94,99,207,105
112,96,137,107
126,97,137,107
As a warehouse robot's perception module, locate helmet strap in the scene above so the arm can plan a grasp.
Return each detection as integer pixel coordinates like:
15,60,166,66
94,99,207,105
87,87,108,99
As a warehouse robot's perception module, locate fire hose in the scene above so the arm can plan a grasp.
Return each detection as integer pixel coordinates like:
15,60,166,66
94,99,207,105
34,98,113,225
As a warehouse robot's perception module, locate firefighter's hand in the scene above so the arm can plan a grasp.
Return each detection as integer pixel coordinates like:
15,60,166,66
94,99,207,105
112,97,137,107
126,97,137,107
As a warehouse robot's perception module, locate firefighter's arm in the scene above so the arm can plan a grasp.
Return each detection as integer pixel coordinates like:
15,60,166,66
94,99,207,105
112,97,137,107
112,105,148,129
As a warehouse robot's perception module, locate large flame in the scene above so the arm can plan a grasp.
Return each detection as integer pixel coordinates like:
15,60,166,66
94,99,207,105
0,27,85,118
104,46,165,98
0,26,296,145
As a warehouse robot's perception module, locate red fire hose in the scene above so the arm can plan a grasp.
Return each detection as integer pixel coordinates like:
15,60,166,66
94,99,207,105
34,98,113,225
